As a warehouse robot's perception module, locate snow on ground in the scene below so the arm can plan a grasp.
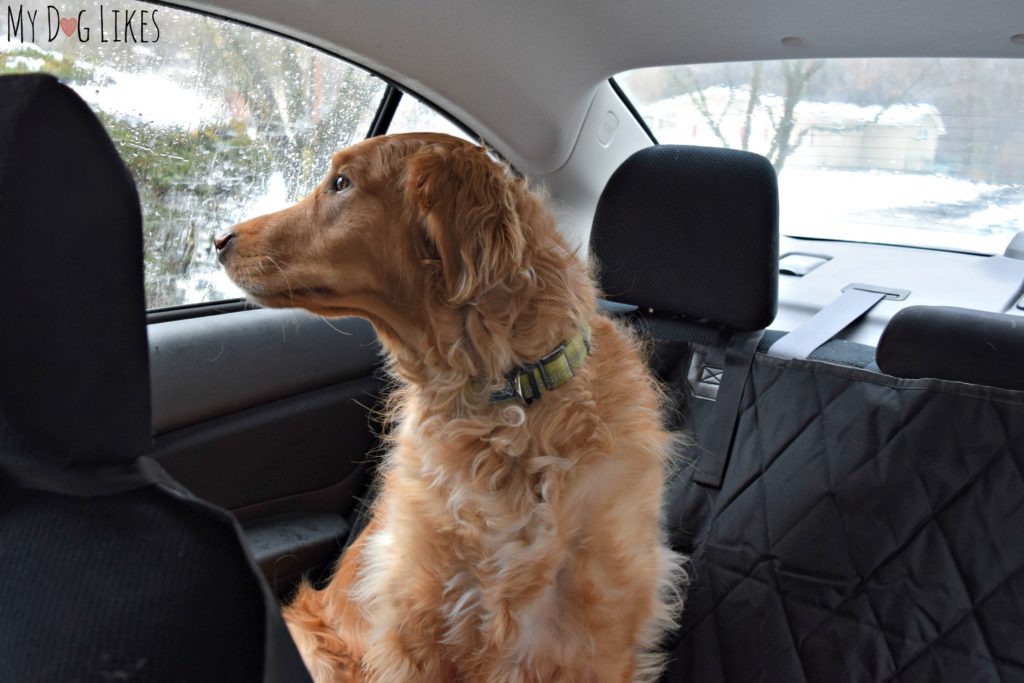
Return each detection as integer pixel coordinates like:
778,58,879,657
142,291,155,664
6,55,45,70
1,42,224,128
779,168,1022,254
176,172,290,304
177,265,244,305
244,172,291,216
71,68,227,129
0,43,65,60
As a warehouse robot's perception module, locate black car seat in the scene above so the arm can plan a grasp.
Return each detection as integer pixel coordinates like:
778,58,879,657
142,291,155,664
592,145,1024,682
0,74,311,683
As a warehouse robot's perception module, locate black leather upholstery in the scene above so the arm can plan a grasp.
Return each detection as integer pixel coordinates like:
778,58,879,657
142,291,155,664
591,144,779,331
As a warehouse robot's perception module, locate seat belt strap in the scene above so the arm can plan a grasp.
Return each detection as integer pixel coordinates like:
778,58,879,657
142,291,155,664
692,328,763,489
768,287,886,360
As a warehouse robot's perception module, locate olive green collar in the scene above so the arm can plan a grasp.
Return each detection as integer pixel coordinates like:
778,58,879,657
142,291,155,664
488,323,592,404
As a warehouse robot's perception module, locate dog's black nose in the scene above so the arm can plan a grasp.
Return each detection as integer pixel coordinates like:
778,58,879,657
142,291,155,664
214,231,235,252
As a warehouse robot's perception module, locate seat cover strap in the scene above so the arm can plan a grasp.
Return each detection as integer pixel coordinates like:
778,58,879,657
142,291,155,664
768,287,886,360
693,328,764,489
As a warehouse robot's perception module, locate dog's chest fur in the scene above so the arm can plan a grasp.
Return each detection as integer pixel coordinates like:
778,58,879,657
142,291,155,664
354,411,595,674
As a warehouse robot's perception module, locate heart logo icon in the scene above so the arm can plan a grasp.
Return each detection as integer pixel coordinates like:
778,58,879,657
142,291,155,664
59,17,78,37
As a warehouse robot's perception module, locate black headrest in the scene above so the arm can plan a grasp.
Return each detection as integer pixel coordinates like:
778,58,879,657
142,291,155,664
0,75,151,467
877,306,1024,391
591,145,778,331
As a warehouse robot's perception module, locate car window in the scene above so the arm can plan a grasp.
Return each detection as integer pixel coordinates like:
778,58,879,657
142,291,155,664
388,93,473,142
2,0,386,309
617,59,1024,255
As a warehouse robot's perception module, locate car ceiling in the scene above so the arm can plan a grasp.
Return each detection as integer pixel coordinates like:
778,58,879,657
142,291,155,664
173,0,1024,175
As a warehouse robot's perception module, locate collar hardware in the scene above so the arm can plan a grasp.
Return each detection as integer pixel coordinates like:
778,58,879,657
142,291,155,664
489,323,592,405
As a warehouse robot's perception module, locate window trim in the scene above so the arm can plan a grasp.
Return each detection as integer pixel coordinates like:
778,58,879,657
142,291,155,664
368,85,403,137
146,299,253,324
608,77,658,145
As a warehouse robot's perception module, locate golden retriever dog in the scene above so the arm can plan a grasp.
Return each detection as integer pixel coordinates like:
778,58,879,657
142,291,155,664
217,132,684,683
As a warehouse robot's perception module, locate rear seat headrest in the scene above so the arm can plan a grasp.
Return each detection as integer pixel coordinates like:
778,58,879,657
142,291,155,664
0,74,151,466
590,145,779,331
877,306,1024,391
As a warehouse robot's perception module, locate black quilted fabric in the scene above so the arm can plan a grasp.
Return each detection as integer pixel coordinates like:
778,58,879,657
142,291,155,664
591,145,779,331
662,352,1024,682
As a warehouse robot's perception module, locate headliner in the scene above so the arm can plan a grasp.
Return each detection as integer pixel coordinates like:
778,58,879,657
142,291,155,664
173,0,1024,175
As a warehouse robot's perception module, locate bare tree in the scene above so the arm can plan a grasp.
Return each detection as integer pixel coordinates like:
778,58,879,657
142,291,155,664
670,60,824,172
764,60,824,173
660,59,946,174
739,62,763,151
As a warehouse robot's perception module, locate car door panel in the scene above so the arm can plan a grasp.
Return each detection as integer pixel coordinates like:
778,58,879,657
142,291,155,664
148,308,382,433
146,308,386,597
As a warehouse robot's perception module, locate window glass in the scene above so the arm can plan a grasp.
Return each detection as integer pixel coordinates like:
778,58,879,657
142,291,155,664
388,93,473,141
2,0,386,308
617,59,1024,255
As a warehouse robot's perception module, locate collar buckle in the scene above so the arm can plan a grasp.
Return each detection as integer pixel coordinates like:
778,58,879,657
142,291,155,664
517,365,540,404
536,342,570,390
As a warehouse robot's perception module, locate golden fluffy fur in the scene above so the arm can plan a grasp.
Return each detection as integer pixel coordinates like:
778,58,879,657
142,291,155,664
220,133,685,683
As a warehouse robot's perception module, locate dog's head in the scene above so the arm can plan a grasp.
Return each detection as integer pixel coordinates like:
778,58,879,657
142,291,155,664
218,134,533,342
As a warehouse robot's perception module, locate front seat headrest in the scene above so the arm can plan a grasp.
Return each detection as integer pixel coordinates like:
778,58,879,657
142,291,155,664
0,74,151,467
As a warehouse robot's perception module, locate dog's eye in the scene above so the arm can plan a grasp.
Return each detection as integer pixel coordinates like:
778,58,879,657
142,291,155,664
333,174,353,192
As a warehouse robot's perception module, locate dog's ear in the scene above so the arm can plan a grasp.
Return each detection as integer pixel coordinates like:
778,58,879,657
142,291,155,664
407,143,526,305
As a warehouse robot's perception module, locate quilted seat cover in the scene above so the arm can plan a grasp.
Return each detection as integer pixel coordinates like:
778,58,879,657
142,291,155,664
662,352,1024,682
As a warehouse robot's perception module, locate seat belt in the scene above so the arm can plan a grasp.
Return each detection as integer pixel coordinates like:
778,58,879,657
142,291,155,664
768,284,902,360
